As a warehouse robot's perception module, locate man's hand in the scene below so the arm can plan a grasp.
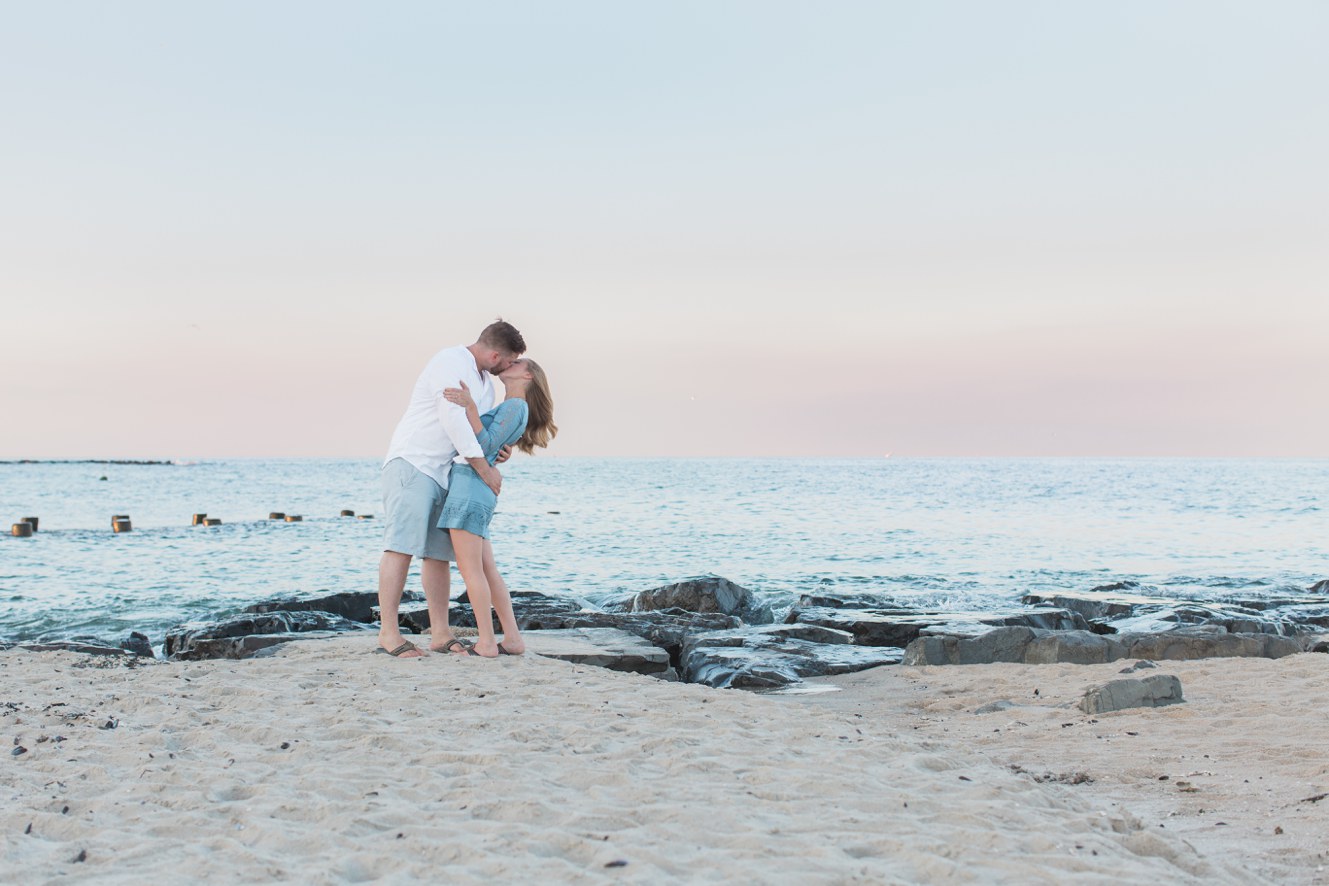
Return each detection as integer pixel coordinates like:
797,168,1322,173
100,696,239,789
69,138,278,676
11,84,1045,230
495,445,513,465
477,463,503,496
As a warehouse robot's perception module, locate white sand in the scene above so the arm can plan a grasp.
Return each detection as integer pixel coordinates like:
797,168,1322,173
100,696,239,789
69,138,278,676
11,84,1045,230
798,654,1329,884
3,636,1314,883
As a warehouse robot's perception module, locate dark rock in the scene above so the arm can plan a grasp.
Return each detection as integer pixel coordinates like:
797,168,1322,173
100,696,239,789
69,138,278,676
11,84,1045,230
1021,591,1167,622
451,602,740,666
795,592,905,610
165,611,366,659
1308,579,1329,594
681,626,903,690
173,631,349,661
18,640,132,657
1024,592,1301,637
1079,674,1184,714
1119,660,1158,673
246,590,420,624
119,632,154,658
1023,631,1127,665
904,626,1038,666
790,606,1088,648
904,624,1307,667
526,628,671,676
1118,626,1302,661
447,591,592,631
605,575,774,625
1088,581,1144,593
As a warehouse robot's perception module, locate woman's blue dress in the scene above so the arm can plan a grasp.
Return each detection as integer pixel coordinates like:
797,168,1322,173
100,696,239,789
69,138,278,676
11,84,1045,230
437,398,529,540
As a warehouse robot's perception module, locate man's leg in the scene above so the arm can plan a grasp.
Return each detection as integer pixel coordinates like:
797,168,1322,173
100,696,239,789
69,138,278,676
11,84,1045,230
421,557,464,652
377,550,423,656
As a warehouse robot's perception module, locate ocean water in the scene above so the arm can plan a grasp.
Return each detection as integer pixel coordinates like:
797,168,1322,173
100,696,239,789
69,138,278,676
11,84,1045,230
1,458,1326,646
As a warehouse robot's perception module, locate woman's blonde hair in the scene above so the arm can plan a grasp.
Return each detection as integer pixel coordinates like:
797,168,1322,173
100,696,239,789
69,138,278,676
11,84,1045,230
515,358,557,454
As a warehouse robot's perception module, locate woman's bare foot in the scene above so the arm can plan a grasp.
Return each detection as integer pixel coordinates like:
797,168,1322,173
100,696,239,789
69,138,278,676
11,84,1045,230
496,636,525,655
469,639,500,658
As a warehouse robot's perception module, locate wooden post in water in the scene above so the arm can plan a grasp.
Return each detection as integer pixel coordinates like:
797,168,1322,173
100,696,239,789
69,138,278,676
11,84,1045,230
22,517,38,532
203,518,222,526
269,512,285,520
191,513,207,526
112,516,132,533
340,509,355,517
11,522,34,537
284,515,303,522
357,514,374,520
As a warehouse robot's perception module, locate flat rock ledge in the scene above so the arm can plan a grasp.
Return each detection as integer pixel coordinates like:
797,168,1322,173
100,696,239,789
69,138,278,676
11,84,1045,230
1079,674,1185,714
525,628,673,678
903,625,1305,667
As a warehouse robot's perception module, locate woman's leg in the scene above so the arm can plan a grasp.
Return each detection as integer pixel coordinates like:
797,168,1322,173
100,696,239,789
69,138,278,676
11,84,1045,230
451,529,498,657
483,538,524,654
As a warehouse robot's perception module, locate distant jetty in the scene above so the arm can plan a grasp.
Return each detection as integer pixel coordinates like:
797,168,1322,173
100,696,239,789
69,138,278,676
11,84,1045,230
0,459,175,465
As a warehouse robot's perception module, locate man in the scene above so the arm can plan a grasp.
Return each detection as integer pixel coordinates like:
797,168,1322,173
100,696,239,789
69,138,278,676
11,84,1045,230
376,319,526,657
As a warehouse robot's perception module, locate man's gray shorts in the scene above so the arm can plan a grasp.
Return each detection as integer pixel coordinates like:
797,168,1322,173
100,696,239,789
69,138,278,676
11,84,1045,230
381,458,456,561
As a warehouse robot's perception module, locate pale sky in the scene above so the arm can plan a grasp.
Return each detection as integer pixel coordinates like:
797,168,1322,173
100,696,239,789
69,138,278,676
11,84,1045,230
2,1,1326,458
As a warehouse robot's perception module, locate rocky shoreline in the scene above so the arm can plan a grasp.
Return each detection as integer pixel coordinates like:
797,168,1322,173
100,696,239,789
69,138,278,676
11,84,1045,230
6,575,1327,690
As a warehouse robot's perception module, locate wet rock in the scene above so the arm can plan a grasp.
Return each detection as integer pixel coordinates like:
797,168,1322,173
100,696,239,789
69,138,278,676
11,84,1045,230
1117,626,1302,661
904,626,1038,666
681,627,903,690
794,592,907,610
904,624,1308,666
605,575,774,625
447,591,592,631
790,607,1088,648
525,628,671,676
1079,674,1184,714
1088,580,1145,593
118,632,154,658
1023,631,1127,665
1308,579,1329,594
1023,592,1302,636
17,639,132,657
1021,591,1167,622
246,590,421,624
175,631,350,660
165,611,366,659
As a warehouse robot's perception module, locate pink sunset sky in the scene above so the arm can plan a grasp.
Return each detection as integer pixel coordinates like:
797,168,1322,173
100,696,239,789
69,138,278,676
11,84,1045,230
2,2,1325,458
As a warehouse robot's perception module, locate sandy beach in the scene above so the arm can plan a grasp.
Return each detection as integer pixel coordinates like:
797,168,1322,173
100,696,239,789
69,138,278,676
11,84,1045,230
2,636,1325,883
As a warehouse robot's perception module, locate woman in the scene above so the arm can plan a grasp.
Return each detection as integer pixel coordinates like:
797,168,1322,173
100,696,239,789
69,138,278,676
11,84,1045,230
438,357,556,658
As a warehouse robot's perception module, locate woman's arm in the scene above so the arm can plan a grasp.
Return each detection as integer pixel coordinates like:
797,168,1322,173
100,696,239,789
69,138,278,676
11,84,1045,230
442,381,483,434
472,400,528,462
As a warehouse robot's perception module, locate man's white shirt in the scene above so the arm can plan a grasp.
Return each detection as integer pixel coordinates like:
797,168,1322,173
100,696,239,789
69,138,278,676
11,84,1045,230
384,345,497,489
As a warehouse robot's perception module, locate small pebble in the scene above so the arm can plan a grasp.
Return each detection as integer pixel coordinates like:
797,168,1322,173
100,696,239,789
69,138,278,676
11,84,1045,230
25,823,32,834
280,742,290,750
604,860,628,868
11,747,26,757
1275,826,1285,835
73,849,86,863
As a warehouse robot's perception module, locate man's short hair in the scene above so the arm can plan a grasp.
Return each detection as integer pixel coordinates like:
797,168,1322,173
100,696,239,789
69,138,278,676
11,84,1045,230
478,319,526,355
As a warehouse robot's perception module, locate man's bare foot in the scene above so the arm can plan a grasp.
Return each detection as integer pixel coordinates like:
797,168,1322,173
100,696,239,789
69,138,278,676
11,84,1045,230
469,640,500,658
377,634,425,658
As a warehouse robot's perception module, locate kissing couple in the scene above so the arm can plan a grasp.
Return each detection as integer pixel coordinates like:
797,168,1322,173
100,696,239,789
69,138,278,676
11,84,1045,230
375,319,557,659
